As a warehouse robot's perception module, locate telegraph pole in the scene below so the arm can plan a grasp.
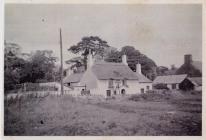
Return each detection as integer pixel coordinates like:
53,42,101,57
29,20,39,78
59,28,64,95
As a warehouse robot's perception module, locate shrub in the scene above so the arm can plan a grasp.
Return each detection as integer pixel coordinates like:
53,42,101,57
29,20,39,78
128,92,172,102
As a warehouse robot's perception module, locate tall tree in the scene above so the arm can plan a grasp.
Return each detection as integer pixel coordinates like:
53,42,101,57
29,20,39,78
27,50,57,83
105,46,157,80
68,36,110,69
4,42,26,91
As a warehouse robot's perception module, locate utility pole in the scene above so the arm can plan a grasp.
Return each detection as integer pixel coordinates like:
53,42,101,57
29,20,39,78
59,28,64,95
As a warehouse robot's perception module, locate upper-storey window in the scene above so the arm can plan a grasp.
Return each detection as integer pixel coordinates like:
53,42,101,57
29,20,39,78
108,79,114,88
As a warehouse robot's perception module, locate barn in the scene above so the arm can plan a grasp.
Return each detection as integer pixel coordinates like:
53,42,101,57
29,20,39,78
153,74,195,90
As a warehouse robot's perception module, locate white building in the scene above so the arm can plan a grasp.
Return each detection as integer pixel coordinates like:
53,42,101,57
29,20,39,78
76,50,152,96
63,51,152,97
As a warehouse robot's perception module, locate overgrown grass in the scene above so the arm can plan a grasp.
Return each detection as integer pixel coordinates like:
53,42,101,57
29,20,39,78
128,92,172,102
4,90,202,136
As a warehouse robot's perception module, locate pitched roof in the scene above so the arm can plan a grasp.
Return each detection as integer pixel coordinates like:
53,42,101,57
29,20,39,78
192,61,202,73
153,74,187,84
91,62,152,83
63,73,84,83
188,77,202,86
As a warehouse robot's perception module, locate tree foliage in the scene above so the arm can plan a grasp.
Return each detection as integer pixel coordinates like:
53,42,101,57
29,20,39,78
4,42,59,92
105,46,157,80
68,36,110,69
22,50,57,83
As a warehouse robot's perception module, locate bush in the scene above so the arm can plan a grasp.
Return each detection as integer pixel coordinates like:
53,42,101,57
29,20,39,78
128,92,172,102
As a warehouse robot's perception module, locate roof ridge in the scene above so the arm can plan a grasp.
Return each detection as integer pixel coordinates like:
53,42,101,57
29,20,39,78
94,62,125,65
156,74,187,77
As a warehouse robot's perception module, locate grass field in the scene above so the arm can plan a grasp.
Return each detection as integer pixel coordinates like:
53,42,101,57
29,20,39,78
4,90,202,136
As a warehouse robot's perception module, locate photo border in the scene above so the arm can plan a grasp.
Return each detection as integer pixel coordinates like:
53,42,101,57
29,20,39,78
0,0,205,140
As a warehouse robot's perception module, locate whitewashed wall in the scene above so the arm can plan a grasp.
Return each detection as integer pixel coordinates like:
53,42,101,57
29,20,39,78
90,80,142,97
139,83,153,93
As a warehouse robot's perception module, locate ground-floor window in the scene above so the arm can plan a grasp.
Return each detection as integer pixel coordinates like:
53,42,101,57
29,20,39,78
146,86,150,90
106,90,111,97
172,84,176,89
114,90,117,95
141,88,144,93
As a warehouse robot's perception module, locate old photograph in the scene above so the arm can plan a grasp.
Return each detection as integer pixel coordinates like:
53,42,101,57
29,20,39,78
4,4,202,136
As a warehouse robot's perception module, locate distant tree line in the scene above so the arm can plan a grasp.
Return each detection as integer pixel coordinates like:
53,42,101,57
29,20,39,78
5,36,176,92
4,42,60,92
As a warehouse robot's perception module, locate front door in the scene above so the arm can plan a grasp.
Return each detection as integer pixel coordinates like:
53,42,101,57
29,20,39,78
141,88,144,93
121,89,126,95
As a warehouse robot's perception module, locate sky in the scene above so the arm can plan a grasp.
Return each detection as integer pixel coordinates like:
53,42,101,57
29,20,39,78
5,4,202,68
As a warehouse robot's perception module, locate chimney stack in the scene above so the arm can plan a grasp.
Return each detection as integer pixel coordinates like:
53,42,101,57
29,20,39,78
136,63,142,74
87,49,93,68
122,54,128,65
66,68,73,76
184,54,192,65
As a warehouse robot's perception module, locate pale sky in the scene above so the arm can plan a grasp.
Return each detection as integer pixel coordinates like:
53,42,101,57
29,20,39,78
5,4,202,68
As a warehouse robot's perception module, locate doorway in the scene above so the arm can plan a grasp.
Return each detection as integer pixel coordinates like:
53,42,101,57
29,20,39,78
141,88,144,93
121,89,126,95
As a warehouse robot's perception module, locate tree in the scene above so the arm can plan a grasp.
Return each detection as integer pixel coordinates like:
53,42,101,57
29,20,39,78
68,36,110,69
4,42,26,91
4,41,61,93
156,66,169,76
65,56,85,71
105,46,157,80
25,50,57,83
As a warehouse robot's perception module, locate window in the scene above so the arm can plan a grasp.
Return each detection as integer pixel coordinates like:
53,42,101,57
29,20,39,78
146,86,150,90
108,79,113,88
172,84,176,89
114,90,117,95
122,79,127,86
106,90,111,96
141,88,144,93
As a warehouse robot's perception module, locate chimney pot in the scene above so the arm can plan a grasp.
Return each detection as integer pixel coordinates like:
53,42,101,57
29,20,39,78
87,49,93,68
122,55,128,65
136,63,142,74
66,68,73,76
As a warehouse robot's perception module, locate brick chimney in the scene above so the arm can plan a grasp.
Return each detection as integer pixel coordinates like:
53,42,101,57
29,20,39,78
122,54,128,65
184,54,192,65
136,63,142,74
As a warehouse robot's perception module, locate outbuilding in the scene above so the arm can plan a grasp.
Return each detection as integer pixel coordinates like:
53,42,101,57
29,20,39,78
153,74,195,90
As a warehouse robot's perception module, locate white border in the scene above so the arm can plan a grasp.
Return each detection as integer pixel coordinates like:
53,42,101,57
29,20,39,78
1,0,205,140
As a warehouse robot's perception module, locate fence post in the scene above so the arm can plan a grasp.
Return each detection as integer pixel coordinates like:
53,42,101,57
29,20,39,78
18,92,21,117
5,93,9,122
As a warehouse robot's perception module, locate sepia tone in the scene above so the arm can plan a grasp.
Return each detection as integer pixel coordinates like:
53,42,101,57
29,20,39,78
4,4,202,136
